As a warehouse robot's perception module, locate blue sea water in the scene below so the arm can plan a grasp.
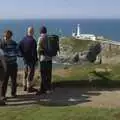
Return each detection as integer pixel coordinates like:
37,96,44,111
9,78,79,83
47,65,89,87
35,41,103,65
0,19,120,41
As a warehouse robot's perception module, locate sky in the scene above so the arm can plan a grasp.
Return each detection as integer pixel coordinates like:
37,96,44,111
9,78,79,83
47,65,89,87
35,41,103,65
0,0,120,19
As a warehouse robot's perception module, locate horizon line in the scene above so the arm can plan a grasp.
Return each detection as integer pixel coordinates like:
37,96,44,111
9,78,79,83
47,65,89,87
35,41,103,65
1,17,120,20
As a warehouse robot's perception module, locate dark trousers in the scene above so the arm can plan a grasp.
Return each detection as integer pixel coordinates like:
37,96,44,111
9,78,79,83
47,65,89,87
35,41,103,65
24,61,35,88
40,60,52,91
1,63,18,97
0,67,5,99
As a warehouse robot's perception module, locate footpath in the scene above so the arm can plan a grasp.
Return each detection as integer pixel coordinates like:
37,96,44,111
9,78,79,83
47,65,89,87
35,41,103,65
5,86,120,108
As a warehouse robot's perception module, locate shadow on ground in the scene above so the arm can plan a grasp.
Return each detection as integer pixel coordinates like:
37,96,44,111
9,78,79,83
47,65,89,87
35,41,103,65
5,71,120,107
6,87,101,107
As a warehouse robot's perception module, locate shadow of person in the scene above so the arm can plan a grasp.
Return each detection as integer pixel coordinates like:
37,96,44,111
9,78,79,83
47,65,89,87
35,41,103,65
6,87,101,107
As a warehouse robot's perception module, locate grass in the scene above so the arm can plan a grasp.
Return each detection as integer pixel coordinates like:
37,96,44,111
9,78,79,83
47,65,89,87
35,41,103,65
52,63,120,88
60,37,96,52
1,106,120,120
17,63,120,87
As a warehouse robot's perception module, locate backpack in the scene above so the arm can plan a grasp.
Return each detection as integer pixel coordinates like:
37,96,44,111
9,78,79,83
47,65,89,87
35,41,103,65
44,35,59,57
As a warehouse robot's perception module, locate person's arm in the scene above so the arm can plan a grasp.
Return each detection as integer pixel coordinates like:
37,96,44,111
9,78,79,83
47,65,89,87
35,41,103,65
34,40,38,62
37,37,40,54
0,49,7,72
18,40,24,57
37,37,45,58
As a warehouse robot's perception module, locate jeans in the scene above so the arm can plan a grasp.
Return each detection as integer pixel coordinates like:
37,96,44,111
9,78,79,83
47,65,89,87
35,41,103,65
23,61,35,88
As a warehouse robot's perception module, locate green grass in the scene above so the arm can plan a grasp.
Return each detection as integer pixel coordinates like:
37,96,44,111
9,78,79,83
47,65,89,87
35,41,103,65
1,106,120,120
53,63,120,80
60,37,97,52
52,63,120,88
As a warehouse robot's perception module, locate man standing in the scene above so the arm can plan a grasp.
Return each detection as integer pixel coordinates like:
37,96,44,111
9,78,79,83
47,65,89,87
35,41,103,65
19,27,38,92
0,30,18,99
36,26,53,95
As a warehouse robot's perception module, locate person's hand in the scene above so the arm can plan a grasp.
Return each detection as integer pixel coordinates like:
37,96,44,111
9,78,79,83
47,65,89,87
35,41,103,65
35,60,39,67
57,51,60,56
4,66,7,73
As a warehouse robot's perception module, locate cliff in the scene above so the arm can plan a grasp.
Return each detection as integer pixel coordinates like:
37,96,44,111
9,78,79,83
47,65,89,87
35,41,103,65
57,37,120,64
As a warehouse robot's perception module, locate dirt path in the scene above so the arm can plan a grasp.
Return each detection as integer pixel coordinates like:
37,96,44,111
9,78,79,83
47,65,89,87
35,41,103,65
4,86,120,108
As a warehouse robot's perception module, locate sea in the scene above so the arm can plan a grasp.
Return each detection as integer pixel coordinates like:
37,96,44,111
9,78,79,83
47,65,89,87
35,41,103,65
0,19,120,69
1,19,120,41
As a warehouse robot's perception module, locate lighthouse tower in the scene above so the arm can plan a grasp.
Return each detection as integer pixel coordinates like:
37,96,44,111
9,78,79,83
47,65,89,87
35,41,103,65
77,24,80,37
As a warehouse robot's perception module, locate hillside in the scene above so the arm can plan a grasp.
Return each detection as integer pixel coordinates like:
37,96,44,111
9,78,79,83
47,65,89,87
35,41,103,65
59,37,120,64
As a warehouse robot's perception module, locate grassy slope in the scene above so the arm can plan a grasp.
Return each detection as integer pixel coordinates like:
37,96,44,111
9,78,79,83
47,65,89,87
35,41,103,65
60,37,96,52
0,106,120,120
52,63,120,88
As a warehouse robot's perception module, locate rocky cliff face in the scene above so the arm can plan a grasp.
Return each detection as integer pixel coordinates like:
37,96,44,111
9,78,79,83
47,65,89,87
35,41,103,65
54,37,120,64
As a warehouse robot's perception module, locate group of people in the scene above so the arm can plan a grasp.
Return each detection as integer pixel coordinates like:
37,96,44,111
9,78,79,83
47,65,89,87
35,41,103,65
0,26,53,105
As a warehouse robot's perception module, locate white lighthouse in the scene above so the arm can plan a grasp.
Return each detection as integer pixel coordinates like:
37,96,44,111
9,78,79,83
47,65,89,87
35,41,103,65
72,24,96,41
77,24,80,36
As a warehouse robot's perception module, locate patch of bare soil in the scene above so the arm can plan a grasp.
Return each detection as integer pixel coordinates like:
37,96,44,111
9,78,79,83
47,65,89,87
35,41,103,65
53,68,72,77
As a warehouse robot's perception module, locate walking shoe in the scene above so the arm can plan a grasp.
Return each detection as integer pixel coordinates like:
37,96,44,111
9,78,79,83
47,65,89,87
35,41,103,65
11,94,17,98
1,96,7,101
23,86,27,91
27,87,38,93
0,100,6,106
45,90,53,94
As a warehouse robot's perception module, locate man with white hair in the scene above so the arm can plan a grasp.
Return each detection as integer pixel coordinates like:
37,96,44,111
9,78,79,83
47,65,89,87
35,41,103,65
19,26,38,93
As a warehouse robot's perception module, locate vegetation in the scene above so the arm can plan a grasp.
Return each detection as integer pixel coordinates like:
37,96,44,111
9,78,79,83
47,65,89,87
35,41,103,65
52,63,120,88
1,106,120,120
60,37,120,57
60,37,97,52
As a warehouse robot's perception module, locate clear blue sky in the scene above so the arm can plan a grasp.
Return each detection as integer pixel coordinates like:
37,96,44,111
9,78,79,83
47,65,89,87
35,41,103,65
0,0,120,19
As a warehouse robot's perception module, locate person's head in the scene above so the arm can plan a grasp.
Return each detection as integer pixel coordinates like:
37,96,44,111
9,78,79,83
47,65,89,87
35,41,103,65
27,26,34,36
3,30,13,40
40,26,47,34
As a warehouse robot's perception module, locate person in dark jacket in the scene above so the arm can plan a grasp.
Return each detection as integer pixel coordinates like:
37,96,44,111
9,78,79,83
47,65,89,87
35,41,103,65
0,30,18,99
19,26,38,93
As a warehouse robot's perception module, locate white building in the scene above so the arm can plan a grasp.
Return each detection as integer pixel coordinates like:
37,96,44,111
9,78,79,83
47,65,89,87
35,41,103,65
72,24,96,41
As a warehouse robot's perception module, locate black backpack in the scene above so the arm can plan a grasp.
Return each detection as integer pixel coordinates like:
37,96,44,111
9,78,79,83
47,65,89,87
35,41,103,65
44,35,60,57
